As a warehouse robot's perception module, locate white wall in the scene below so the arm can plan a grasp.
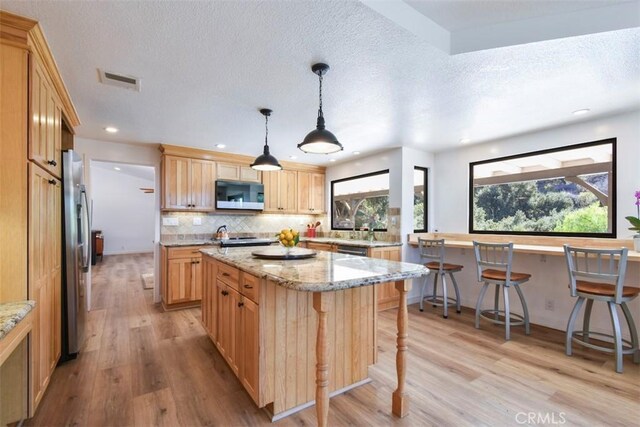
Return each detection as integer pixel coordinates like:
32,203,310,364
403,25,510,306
91,165,155,255
73,138,162,307
426,110,640,337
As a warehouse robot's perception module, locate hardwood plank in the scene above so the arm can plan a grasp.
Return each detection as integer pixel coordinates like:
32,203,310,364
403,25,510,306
87,364,134,427
133,388,180,427
129,325,168,397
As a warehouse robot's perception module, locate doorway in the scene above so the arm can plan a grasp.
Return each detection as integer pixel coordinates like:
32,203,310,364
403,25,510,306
89,161,157,305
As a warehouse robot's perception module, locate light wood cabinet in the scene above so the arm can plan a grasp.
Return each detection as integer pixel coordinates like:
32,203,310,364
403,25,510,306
201,256,218,341
305,242,335,252
297,171,326,214
162,156,215,211
369,246,402,311
216,162,261,183
263,170,297,213
28,164,61,410
160,246,203,309
239,297,259,403
29,58,62,179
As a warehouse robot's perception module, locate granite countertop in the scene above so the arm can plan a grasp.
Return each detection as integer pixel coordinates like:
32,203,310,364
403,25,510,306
160,240,217,247
301,237,402,248
200,247,428,292
0,301,35,341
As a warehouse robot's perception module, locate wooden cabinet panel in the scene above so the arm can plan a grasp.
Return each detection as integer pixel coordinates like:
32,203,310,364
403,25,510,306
190,159,215,210
239,165,261,183
201,256,218,341
369,247,401,310
297,172,325,214
163,156,190,209
29,59,61,178
264,170,297,213
215,279,228,355
240,297,259,403
28,164,61,410
216,163,241,181
306,242,335,252
167,259,194,304
229,288,242,377
240,273,260,304
161,246,203,309
163,156,215,211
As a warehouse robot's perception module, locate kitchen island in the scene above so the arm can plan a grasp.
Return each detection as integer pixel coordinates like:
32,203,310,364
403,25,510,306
199,247,428,425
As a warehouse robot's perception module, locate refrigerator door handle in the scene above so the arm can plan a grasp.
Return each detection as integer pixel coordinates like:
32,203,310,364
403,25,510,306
80,185,91,272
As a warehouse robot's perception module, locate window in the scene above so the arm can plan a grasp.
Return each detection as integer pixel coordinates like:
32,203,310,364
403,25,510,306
414,167,428,232
331,170,389,231
469,138,616,237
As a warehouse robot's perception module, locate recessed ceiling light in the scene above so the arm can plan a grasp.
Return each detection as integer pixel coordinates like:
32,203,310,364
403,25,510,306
572,109,590,116
459,138,471,144
289,155,297,160
105,126,118,133
113,166,121,171
352,151,361,155
215,144,226,149
329,158,336,162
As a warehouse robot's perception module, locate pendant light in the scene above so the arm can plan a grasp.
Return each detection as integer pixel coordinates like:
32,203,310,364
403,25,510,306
251,108,282,171
298,63,343,154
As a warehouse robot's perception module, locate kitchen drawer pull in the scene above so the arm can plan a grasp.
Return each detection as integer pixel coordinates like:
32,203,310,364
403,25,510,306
222,272,230,277
47,160,57,166
237,302,244,308
221,290,228,296
244,285,253,289
48,179,56,185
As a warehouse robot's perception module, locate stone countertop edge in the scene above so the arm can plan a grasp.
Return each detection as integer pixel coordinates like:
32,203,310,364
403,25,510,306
159,240,217,247
300,237,402,248
0,300,36,341
200,248,428,292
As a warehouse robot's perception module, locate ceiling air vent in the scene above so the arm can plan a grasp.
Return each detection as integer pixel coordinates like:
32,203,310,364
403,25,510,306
98,69,141,92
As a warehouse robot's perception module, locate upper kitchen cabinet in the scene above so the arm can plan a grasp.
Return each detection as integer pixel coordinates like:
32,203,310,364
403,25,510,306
297,171,325,214
263,170,297,213
30,58,62,178
217,162,261,183
162,156,215,211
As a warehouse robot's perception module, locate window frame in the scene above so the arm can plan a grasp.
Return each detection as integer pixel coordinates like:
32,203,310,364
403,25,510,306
331,169,390,232
468,138,617,238
414,166,428,233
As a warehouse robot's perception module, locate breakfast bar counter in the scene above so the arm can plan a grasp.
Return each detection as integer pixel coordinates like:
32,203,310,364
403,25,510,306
199,247,428,425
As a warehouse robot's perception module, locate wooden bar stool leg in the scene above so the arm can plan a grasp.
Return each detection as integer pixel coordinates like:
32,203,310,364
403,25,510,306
607,301,623,373
583,299,594,343
475,283,489,329
503,285,511,341
566,297,585,356
621,302,640,364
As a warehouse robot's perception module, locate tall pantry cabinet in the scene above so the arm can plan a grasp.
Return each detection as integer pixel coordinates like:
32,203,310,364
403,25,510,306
0,11,80,416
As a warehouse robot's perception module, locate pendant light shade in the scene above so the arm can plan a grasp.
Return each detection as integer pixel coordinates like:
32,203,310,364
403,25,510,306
251,108,282,171
298,63,343,154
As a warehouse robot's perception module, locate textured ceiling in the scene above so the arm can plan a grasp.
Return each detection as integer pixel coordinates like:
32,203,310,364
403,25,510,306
2,1,639,165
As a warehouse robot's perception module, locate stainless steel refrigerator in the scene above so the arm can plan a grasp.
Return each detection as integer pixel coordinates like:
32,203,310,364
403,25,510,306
61,150,90,361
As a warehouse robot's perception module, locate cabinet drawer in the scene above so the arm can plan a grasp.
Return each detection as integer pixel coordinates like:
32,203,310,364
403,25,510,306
217,262,239,290
168,246,204,259
240,273,260,303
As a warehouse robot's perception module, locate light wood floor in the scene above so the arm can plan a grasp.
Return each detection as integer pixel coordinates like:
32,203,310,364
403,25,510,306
27,254,639,426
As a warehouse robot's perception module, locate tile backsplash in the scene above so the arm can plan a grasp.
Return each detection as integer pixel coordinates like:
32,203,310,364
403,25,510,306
161,212,326,239
160,209,401,242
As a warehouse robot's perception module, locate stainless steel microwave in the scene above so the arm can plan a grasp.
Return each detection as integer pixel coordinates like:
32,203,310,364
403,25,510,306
215,180,264,211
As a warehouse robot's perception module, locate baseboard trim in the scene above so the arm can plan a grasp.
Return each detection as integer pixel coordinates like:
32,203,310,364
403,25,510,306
102,250,154,256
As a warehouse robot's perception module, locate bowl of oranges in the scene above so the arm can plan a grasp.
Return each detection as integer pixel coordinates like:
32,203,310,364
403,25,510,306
277,228,299,252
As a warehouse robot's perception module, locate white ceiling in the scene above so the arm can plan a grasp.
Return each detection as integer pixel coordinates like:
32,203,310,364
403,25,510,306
92,161,155,182
3,1,639,166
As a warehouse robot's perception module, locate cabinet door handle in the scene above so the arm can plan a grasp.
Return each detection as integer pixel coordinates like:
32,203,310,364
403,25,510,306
244,285,253,289
47,160,57,166
221,290,228,296
195,261,200,264
48,179,56,185
222,272,230,277
238,302,244,308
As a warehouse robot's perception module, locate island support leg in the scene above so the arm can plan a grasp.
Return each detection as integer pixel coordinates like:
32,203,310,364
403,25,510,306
313,292,334,427
392,280,412,418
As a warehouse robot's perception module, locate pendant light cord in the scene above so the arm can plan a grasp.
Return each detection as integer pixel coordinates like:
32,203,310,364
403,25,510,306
318,72,324,118
264,113,269,146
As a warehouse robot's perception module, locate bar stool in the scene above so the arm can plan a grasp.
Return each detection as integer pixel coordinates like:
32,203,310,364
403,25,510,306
473,241,531,340
418,238,463,318
563,245,640,373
